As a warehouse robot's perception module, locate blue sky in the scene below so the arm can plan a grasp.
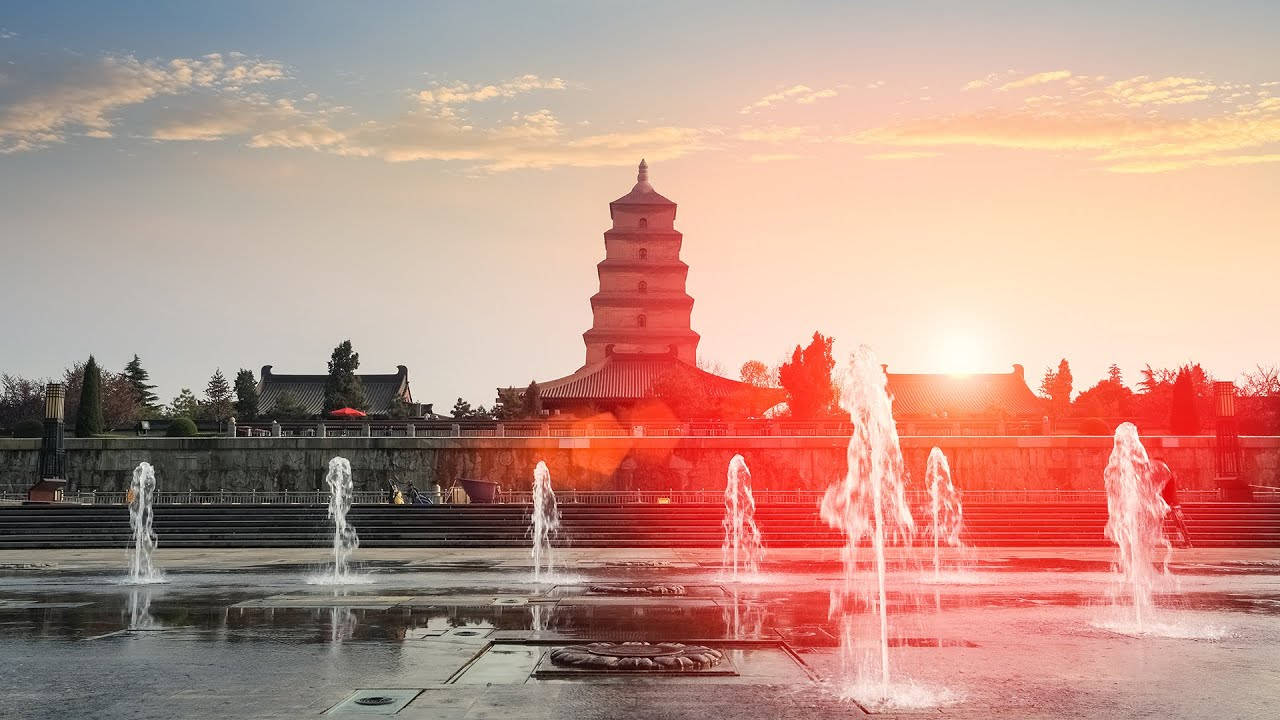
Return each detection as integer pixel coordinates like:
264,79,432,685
2,2,1278,407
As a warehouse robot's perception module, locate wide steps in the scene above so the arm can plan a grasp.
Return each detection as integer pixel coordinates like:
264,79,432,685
0,502,1275,549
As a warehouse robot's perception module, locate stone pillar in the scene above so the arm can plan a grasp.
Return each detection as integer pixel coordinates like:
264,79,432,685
361,423,371,437
271,420,281,437
227,417,237,438
405,423,415,438
495,423,505,438
451,424,461,437
1041,416,1052,435
316,423,326,438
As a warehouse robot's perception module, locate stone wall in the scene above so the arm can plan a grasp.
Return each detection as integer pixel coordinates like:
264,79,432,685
1,435,1276,496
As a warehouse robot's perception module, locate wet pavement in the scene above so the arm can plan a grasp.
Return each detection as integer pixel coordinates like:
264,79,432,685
0,547,1277,719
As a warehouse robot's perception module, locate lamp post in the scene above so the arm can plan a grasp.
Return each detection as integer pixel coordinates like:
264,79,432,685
29,382,69,502
1213,381,1248,501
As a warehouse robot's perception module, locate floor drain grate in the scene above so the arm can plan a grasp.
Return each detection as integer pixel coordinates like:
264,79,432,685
353,696,396,706
327,689,422,715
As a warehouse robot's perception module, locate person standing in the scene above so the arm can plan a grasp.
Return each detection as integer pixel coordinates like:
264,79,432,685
1152,459,1192,549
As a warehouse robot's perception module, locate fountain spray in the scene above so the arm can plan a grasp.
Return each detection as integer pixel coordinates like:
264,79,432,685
127,462,162,583
531,461,560,582
722,454,764,580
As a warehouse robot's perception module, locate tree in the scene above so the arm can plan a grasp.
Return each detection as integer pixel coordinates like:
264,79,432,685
1072,365,1134,419
451,397,473,419
1240,365,1280,397
0,374,46,429
74,355,105,437
652,369,716,419
492,387,524,420
1107,363,1124,385
1039,358,1073,421
203,369,234,422
778,332,837,419
740,360,776,388
266,390,308,419
1169,367,1201,434
168,388,199,419
123,354,159,417
324,340,367,412
523,381,542,418
234,368,259,420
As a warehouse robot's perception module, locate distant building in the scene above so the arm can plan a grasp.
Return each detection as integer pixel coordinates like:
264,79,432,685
507,160,780,418
258,365,421,417
885,364,1044,422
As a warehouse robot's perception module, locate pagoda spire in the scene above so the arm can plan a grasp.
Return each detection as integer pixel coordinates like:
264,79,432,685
637,158,648,182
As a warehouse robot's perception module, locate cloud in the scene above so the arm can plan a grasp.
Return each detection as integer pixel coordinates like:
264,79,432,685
0,29,16,40
739,84,838,114
997,70,1072,92
0,52,285,153
747,153,801,162
416,74,565,106
1105,76,1216,107
866,151,940,160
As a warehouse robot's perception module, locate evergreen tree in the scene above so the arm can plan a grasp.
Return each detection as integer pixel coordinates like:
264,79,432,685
324,340,367,412
1107,363,1124,386
233,368,259,420
1169,368,1201,434
1051,358,1073,418
123,354,159,416
450,397,473,419
523,381,542,417
168,388,199,419
204,369,234,422
74,355,105,437
492,387,524,420
267,390,308,419
778,332,837,419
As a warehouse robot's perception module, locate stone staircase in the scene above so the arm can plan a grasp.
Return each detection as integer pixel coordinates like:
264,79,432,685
0,502,1276,549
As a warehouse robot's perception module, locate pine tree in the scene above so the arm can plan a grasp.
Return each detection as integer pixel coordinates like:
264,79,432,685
169,388,199,419
234,368,259,420
451,397,473,419
1169,368,1201,434
778,331,837,419
523,381,542,417
324,340,367,412
1107,363,1124,386
123,354,159,416
74,355,105,437
267,390,308,419
204,369,233,422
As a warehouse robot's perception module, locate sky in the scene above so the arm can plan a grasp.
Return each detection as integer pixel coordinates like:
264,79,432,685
1,1,1278,408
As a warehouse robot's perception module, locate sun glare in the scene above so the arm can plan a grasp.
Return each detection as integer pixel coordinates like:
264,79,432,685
939,330,983,376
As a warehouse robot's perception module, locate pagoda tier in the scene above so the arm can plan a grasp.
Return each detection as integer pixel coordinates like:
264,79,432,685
582,159,700,366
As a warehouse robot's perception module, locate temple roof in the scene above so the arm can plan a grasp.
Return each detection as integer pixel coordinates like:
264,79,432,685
535,351,771,403
611,159,674,206
885,366,1043,418
258,365,411,415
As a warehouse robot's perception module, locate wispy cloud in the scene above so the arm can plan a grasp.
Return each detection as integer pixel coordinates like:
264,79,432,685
416,74,565,107
0,28,16,40
739,84,838,114
997,70,1072,92
0,52,285,153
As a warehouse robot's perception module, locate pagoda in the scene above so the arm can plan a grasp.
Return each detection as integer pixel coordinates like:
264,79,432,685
512,161,780,418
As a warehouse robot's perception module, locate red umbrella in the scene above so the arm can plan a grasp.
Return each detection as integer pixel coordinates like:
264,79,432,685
329,407,367,419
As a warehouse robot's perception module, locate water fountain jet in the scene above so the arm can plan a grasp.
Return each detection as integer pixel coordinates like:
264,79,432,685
531,461,560,582
1102,423,1171,631
318,457,361,584
925,447,963,581
126,462,163,583
722,454,763,580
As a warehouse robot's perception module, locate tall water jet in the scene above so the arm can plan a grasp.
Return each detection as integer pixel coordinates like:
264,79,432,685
1103,423,1170,630
127,462,162,583
530,461,560,582
925,447,963,580
820,346,917,704
323,457,360,583
722,454,764,580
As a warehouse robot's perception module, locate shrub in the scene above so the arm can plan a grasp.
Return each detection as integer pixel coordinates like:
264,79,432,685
12,419,43,438
1077,417,1110,435
166,417,198,437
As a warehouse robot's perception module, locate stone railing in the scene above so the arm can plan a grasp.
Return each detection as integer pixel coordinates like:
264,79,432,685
227,418,1050,439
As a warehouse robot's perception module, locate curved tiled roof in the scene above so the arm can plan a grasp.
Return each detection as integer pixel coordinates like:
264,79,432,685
885,368,1043,418
536,353,770,403
258,365,410,415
